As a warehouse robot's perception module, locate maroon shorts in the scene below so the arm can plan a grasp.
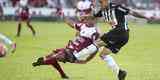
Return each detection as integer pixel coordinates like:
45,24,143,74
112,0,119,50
19,13,29,21
46,48,77,63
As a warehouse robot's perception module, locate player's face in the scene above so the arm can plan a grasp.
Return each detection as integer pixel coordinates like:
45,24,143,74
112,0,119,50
83,16,95,26
99,0,108,9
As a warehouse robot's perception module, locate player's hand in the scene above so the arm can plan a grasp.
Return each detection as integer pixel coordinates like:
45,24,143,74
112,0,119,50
146,16,155,21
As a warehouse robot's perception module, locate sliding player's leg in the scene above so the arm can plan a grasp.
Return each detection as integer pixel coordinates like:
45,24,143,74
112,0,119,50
32,48,69,79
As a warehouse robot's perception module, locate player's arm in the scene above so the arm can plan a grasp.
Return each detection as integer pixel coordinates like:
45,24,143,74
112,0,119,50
74,53,97,64
56,8,81,31
56,7,76,29
117,5,150,20
64,17,75,29
129,10,150,20
64,17,81,31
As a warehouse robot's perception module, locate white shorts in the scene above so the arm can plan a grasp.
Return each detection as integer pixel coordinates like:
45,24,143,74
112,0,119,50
73,44,98,60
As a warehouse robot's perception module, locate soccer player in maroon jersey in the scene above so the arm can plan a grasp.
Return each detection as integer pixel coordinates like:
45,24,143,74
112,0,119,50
32,15,100,79
17,6,36,37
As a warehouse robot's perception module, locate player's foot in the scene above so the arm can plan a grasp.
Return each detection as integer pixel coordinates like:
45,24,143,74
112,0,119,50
33,32,36,37
61,74,69,79
118,69,127,80
32,57,44,67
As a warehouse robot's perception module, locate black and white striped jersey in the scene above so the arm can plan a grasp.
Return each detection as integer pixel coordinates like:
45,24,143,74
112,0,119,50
94,3,130,30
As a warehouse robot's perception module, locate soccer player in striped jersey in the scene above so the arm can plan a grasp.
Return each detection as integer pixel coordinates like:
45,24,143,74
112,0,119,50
94,0,151,80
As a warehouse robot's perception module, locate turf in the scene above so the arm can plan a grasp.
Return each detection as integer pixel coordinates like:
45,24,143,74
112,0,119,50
0,21,160,80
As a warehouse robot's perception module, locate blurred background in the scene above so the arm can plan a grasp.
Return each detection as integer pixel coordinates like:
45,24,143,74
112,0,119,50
0,1,160,80
0,0,160,23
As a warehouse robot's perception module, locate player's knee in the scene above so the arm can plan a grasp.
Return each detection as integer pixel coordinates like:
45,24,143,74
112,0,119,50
99,49,111,59
99,53,107,60
99,51,108,59
95,40,105,47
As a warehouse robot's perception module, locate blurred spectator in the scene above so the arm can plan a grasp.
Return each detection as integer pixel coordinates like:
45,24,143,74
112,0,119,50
47,0,57,8
153,0,160,9
0,4,3,16
0,0,11,7
28,0,47,7
11,0,20,7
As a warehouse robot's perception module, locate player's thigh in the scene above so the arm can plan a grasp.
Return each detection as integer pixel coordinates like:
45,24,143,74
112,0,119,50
52,49,76,63
99,47,112,56
110,33,129,54
100,30,129,54
46,49,66,62
100,29,117,46
115,35,129,50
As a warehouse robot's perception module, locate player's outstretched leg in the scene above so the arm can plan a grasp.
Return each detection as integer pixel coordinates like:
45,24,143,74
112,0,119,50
17,22,22,37
32,53,69,79
99,47,127,80
26,21,36,36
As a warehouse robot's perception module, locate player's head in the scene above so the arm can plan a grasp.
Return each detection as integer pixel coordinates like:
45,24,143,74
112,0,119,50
99,0,109,9
0,43,7,57
19,0,28,7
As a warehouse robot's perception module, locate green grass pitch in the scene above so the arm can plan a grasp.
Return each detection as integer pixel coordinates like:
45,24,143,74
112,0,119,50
0,21,160,80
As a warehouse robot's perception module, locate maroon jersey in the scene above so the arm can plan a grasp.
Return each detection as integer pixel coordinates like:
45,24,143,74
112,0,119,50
66,22,100,53
19,7,29,20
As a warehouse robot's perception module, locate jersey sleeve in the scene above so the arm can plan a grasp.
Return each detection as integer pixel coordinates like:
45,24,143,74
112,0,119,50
94,10,103,17
117,5,130,15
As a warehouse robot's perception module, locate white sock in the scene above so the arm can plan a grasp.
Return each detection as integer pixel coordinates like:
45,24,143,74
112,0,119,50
102,55,120,75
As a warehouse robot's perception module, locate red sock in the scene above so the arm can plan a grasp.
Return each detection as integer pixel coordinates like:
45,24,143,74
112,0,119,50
43,56,66,77
51,61,66,77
